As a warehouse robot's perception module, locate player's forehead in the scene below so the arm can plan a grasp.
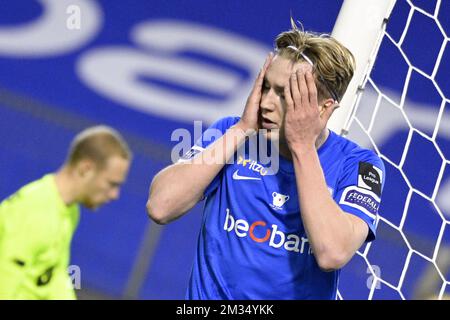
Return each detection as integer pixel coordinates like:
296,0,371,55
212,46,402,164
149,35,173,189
265,55,313,86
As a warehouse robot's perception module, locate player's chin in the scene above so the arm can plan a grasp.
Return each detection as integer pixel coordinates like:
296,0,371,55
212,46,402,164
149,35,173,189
82,201,102,211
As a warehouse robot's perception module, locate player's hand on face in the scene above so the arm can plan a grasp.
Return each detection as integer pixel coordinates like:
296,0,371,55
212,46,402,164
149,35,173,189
235,52,273,134
283,69,334,151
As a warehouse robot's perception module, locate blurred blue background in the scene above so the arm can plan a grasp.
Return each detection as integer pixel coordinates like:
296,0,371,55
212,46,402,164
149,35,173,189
0,0,449,299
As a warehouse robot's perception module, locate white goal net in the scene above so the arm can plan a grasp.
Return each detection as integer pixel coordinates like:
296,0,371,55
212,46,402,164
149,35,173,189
334,0,450,300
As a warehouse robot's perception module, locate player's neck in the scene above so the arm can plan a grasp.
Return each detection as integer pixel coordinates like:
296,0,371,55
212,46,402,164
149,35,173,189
54,167,80,206
278,128,329,161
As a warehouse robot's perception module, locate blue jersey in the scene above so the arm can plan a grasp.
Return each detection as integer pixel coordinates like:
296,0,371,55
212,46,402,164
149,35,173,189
185,117,385,300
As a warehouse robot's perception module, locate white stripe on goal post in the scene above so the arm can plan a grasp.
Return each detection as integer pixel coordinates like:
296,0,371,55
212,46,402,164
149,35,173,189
328,0,397,136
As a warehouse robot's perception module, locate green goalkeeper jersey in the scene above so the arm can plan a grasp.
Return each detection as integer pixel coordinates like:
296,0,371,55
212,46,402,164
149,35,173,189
0,174,80,299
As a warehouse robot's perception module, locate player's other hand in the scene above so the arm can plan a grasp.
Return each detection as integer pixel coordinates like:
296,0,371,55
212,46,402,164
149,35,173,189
284,69,334,151
235,52,273,134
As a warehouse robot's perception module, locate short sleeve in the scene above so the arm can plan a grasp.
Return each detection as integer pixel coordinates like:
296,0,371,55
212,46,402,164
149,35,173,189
178,116,240,198
334,149,386,242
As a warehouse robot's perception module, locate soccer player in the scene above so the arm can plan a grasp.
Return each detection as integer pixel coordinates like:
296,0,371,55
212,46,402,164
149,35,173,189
146,20,385,299
0,126,131,299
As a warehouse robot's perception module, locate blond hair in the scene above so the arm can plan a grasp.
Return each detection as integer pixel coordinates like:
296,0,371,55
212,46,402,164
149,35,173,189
275,19,355,102
67,125,131,168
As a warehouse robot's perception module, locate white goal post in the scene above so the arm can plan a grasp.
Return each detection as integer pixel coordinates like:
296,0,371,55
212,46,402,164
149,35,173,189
328,0,397,135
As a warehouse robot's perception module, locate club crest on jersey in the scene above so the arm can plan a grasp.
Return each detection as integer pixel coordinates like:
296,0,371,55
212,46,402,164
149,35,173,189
270,192,290,210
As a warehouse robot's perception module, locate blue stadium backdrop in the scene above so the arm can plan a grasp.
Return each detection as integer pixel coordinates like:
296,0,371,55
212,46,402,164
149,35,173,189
0,0,449,299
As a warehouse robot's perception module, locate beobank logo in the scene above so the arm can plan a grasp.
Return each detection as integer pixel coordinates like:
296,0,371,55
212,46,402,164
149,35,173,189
223,209,312,255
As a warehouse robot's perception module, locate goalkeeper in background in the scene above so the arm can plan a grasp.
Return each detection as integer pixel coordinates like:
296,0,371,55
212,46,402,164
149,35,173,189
0,126,131,299
147,20,386,299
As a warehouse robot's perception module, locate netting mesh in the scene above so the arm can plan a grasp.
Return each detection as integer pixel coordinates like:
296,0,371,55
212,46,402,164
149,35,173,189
337,0,450,300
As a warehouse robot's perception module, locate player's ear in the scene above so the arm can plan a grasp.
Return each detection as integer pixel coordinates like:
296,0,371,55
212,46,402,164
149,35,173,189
76,159,96,178
319,98,336,114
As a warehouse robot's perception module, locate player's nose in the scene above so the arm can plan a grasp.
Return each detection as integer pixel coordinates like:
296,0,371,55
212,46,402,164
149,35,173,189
260,91,276,112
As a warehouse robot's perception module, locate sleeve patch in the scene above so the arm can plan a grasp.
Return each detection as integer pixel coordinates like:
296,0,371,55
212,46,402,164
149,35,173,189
178,145,204,162
339,186,380,220
358,162,383,197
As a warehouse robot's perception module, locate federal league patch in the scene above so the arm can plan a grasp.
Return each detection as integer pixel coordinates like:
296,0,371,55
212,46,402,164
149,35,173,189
339,186,380,220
